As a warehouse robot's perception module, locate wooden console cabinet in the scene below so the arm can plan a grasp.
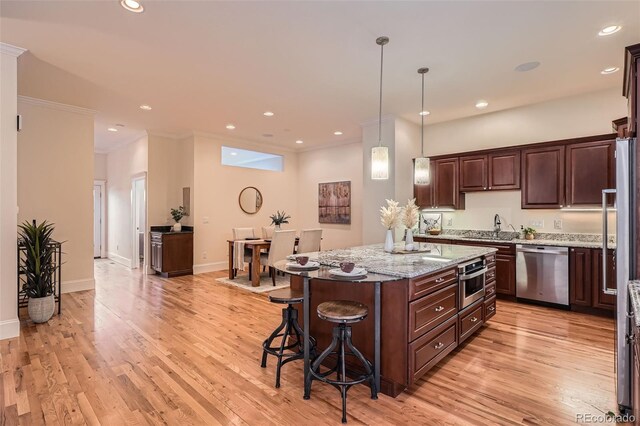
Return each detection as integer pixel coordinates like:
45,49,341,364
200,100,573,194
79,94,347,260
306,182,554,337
150,231,193,278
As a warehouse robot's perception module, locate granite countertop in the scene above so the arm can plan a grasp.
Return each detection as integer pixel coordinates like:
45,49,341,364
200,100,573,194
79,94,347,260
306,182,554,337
293,243,497,279
416,229,616,250
629,281,640,328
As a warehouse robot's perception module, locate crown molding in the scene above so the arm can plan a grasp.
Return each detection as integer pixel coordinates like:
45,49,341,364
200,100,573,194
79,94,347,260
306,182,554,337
18,96,97,116
147,130,193,140
191,130,296,153
359,114,396,128
95,133,148,154
0,43,27,57
296,137,362,153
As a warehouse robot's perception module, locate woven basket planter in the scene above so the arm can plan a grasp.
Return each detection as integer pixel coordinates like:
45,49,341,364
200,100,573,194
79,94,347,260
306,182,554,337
28,294,55,323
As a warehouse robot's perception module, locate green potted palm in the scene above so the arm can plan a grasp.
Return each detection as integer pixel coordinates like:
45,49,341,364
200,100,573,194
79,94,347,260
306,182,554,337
269,210,291,230
170,206,187,232
18,220,58,323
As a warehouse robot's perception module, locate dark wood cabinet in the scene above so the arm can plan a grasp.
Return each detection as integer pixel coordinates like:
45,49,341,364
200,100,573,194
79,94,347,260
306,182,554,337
565,140,615,207
613,117,629,138
495,254,516,296
521,145,565,209
591,249,616,310
459,155,487,192
488,151,520,190
569,247,592,306
150,232,194,278
414,180,433,209
434,158,463,209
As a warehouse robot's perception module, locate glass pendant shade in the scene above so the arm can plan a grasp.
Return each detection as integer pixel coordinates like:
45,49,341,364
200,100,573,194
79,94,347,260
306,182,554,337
371,146,389,180
414,157,431,185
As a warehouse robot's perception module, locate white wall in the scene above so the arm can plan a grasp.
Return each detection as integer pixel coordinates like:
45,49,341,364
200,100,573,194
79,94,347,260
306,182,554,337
192,133,298,273
297,142,363,250
17,97,96,293
94,153,107,180
0,44,24,340
412,88,628,234
106,135,148,266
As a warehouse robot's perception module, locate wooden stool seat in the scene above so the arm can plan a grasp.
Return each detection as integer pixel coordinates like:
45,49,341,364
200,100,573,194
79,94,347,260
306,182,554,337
268,288,304,304
317,300,368,323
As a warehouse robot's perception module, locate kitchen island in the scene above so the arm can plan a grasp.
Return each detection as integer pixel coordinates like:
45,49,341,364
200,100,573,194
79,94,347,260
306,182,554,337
287,242,497,397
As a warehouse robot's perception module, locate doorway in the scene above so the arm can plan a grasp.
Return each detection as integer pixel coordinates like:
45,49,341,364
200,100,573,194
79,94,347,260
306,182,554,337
93,181,106,258
131,174,146,269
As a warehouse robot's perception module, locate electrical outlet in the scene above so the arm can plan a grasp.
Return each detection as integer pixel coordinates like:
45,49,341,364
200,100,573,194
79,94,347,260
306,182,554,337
203,216,209,224
202,251,208,259
529,220,544,228
553,219,563,230
446,217,453,227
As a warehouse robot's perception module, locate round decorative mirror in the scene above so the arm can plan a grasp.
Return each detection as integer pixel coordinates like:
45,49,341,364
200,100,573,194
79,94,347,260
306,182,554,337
238,187,263,214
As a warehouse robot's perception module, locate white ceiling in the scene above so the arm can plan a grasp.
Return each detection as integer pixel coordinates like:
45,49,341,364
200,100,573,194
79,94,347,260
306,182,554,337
1,1,638,153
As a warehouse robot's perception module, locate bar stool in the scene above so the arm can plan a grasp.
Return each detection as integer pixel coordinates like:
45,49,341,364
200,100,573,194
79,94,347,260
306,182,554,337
261,288,316,388
310,300,377,423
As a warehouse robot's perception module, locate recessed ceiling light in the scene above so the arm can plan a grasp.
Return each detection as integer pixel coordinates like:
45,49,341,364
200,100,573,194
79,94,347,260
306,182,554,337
601,66,620,75
115,123,125,127
230,152,238,156
226,124,236,130
334,131,343,136
107,127,118,132
263,111,274,117
296,140,304,144
475,100,489,109
598,25,622,36
514,61,541,72
419,110,430,116
120,0,144,13
139,104,152,110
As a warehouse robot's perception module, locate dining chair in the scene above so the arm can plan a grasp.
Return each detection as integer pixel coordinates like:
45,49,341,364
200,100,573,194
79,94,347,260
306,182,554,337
264,230,296,286
297,229,323,254
262,226,276,239
232,227,256,278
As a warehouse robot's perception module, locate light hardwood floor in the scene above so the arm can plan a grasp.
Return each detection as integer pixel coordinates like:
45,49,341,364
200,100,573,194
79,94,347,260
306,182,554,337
1,259,616,425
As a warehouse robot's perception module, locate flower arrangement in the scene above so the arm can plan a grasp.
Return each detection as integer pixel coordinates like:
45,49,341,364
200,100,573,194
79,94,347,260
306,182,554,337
401,198,420,229
523,227,536,240
171,206,187,223
380,199,400,230
270,210,291,226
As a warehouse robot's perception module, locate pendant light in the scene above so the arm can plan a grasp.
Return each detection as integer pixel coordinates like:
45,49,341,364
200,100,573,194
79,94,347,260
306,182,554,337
371,36,390,180
414,67,431,185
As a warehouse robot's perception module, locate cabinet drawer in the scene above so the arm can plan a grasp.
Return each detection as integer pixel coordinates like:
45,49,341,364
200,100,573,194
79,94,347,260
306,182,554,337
409,284,457,341
485,266,497,283
484,295,497,322
485,282,496,298
151,233,163,242
409,315,458,383
409,267,458,301
459,300,484,344
485,253,496,266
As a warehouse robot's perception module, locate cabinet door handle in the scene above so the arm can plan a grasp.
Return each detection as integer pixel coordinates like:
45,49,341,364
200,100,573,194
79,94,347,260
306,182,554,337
434,342,444,350
435,278,444,283
488,186,492,190
488,306,495,312
470,317,478,323
434,306,444,312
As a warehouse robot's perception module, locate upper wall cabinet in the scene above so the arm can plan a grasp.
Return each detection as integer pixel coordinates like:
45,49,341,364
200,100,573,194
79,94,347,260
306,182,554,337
565,139,615,207
521,146,566,209
460,151,521,192
414,158,465,210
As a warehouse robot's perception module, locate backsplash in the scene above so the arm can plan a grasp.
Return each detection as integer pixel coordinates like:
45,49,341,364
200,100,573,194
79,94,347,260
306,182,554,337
434,228,616,244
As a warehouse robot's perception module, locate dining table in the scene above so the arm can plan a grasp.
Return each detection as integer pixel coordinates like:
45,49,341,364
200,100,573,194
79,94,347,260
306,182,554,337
227,238,300,286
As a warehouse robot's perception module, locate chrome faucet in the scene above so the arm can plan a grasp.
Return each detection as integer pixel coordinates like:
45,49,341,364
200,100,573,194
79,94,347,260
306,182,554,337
493,214,502,237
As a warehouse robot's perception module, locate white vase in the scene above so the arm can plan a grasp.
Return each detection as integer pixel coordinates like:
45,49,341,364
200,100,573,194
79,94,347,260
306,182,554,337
405,229,415,251
384,229,394,252
173,222,182,232
275,224,281,231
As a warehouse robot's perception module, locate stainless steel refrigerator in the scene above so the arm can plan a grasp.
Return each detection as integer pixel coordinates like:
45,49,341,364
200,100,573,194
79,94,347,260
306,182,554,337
602,137,636,414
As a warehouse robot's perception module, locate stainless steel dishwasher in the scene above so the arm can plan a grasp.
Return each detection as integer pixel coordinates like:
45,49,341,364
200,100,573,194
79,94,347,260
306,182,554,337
515,245,569,306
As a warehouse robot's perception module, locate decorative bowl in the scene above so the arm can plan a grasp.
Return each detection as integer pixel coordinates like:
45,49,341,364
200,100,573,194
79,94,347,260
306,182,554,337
429,229,442,236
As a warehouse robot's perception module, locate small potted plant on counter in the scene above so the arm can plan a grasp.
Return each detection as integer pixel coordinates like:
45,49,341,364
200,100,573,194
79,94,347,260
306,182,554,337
270,210,291,230
171,206,187,232
401,198,420,251
18,220,58,324
380,199,399,252
523,227,536,240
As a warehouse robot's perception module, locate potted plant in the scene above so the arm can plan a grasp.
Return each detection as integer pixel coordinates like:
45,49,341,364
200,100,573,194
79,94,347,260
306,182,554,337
18,220,57,323
523,227,536,240
170,206,187,232
269,210,291,230
380,199,399,252
401,198,420,250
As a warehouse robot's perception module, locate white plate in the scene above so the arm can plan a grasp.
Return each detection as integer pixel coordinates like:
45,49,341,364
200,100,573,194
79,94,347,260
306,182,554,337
286,261,320,269
328,267,367,277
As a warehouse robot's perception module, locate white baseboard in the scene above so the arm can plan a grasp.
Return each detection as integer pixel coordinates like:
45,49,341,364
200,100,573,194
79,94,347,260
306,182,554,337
193,261,227,274
62,278,95,293
0,318,20,340
108,252,131,267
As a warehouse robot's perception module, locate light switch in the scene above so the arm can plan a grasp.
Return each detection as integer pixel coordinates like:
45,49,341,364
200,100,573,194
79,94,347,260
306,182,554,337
529,220,544,228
